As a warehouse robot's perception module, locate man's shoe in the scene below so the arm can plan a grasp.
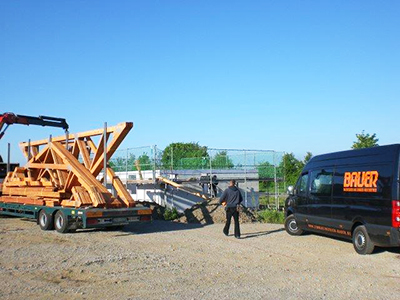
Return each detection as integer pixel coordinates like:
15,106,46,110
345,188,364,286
223,232,229,236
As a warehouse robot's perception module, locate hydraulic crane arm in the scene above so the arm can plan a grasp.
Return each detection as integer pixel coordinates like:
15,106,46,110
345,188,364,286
0,112,69,140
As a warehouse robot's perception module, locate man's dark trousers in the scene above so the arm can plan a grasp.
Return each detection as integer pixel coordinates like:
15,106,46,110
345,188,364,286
223,207,240,237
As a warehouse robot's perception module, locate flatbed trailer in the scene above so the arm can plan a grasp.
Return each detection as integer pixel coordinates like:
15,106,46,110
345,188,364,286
0,121,153,233
0,200,152,233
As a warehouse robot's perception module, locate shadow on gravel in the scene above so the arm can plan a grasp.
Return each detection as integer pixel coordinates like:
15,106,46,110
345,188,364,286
112,220,205,237
299,232,400,256
239,228,285,239
374,247,400,255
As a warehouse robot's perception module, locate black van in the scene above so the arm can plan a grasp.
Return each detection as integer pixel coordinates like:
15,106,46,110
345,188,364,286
284,144,400,254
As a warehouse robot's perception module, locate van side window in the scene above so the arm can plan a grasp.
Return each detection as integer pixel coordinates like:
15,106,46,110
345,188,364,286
296,173,309,195
310,169,333,196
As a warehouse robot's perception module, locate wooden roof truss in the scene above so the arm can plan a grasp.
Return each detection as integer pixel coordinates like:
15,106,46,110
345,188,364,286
2,122,135,208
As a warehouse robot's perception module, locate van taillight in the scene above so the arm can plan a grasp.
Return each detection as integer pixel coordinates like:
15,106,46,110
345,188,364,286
392,200,400,228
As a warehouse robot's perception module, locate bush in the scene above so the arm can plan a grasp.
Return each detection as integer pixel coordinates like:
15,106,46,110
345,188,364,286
257,209,285,224
163,207,180,221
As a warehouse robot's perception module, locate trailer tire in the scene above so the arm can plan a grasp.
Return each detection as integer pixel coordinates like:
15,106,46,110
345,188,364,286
38,210,54,231
54,211,69,233
352,225,375,255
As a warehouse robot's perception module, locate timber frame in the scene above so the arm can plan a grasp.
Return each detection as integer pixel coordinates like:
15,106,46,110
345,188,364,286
1,122,135,208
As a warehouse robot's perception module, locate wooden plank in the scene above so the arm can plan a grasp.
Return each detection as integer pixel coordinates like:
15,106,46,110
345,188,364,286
2,186,66,198
87,186,107,207
0,196,45,206
60,200,77,207
72,186,92,206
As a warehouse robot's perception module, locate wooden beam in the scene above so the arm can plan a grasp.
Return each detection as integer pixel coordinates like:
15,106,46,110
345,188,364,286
27,163,69,170
20,122,133,147
107,167,134,207
86,137,97,153
51,142,112,206
77,139,91,169
90,122,133,177
90,132,109,170
50,148,66,188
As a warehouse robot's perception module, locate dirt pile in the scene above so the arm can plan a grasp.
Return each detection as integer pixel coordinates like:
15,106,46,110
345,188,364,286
177,198,257,224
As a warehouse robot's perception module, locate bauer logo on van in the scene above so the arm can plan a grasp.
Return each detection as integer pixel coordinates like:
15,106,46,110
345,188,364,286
343,171,379,192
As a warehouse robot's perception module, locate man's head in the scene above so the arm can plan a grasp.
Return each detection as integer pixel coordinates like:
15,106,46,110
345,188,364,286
229,179,236,187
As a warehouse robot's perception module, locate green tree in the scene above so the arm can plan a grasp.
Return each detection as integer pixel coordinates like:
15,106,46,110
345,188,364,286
161,142,209,170
136,153,152,171
352,131,379,149
109,153,136,171
303,152,313,164
258,161,275,192
281,153,304,187
211,151,234,169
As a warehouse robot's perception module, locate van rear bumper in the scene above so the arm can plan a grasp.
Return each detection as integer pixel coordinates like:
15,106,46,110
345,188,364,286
366,224,400,247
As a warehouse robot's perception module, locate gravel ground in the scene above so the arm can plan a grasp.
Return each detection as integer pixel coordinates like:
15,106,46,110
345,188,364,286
0,216,399,300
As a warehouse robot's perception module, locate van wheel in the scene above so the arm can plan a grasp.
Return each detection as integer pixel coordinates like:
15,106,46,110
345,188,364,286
54,211,69,233
285,215,303,236
352,225,375,255
38,210,54,230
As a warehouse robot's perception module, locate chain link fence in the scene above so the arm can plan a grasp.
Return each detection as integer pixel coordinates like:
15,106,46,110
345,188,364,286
109,146,287,210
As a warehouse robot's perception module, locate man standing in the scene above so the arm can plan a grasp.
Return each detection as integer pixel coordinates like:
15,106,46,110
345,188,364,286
219,180,243,239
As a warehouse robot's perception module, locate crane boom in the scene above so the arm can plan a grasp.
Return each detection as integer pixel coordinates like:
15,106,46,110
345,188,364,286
0,112,69,140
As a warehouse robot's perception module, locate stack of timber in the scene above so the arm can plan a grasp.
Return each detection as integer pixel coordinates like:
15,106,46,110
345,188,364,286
0,122,136,209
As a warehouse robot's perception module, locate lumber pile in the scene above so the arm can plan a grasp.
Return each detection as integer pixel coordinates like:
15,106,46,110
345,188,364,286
1,122,136,208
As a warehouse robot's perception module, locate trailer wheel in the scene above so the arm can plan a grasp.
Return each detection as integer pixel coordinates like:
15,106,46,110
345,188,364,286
284,215,303,236
54,211,69,233
352,225,375,255
38,210,54,231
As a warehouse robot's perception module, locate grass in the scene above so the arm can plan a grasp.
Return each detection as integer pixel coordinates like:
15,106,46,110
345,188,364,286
258,194,287,208
256,209,285,224
163,207,180,221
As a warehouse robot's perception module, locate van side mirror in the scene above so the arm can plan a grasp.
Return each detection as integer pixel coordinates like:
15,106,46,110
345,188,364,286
287,185,294,195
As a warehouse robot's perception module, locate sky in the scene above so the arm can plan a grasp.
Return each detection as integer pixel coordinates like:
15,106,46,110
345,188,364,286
1,0,399,164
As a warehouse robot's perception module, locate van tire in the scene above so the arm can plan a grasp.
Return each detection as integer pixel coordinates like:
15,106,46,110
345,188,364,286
38,210,54,231
54,211,69,233
285,215,303,236
352,225,375,255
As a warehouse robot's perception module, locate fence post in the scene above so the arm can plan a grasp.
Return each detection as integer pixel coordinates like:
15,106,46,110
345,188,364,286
244,150,248,207
209,152,212,198
103,122,107,188
153,145,157,183
170,146,173,173
125,148,129,187
274,151,278,210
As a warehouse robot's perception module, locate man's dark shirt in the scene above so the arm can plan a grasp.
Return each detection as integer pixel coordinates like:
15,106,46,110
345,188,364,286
219,186,243,208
